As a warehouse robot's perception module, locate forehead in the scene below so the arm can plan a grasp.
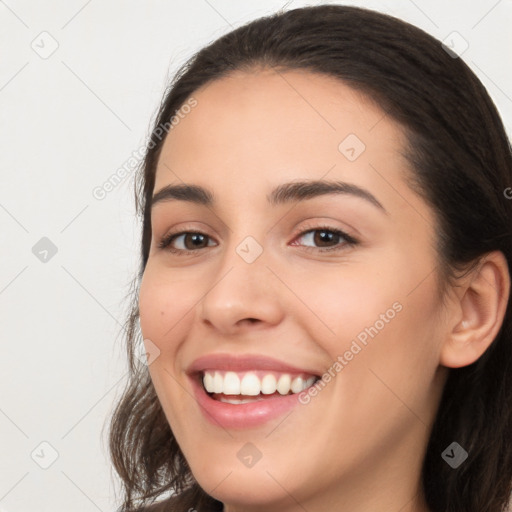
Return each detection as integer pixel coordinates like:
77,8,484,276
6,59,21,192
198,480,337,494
153,68,413,215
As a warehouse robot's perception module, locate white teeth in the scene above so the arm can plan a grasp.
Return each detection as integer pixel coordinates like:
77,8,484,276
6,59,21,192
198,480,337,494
305,376,316,388
240,373,261,396
290,376,304,393
261,374,277,394
213,372,223,393
223,372,240,395
276,374,291,395
203,372,213,392
202,370,317,396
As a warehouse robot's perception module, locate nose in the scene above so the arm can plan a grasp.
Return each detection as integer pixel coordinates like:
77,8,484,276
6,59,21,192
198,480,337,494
198,243,285,335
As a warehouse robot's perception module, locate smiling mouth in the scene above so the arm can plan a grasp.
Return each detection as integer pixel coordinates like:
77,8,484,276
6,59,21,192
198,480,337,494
201,370,320,404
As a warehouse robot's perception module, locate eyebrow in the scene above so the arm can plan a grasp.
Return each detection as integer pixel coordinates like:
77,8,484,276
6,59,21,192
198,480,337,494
151,179,387,214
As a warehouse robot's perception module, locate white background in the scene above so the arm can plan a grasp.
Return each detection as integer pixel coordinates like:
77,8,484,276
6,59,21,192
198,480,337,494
1,1,511,511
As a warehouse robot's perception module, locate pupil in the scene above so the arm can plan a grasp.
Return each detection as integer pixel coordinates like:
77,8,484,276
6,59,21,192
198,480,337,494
188,233,205,248
315,230,335,246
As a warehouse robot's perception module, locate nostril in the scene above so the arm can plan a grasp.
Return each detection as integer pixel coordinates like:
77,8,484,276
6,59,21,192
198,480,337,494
239,318,258,324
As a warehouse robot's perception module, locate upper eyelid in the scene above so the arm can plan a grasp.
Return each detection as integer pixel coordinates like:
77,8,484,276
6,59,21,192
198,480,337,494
159,218,356,238
162,224,350,240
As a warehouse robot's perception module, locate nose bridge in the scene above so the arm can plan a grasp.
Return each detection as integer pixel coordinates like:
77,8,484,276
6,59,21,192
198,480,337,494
198,232,284,331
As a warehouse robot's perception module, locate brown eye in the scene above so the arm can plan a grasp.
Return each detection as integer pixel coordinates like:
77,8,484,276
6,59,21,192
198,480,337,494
313,230,342,247
180,233,209,250
158,231,216,254
291,226,358,253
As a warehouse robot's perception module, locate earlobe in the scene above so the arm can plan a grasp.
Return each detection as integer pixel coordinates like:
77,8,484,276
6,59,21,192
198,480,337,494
439,251,511,369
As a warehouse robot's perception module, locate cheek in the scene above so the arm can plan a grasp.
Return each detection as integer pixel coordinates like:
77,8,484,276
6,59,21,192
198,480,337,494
310,247,442,372
137,266,200,427
302,267,442,457
138,265,198,346
294,261,401,343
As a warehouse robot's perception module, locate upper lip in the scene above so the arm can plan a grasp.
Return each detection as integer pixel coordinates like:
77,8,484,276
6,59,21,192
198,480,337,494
187,353,321,376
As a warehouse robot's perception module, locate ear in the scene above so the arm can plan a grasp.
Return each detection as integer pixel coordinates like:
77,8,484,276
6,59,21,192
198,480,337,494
439,250,510,368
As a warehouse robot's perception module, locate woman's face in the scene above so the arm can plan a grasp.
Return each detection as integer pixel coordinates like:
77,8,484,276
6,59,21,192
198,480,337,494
139,69,449,511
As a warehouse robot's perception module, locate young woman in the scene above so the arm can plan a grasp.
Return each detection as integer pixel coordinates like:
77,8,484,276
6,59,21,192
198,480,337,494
108,5,512,512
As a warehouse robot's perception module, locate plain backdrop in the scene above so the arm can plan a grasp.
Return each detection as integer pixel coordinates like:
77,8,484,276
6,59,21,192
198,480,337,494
0,1,511,511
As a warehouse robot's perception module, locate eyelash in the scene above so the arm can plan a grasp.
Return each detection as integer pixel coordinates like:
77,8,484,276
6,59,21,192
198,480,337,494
157,225,359,256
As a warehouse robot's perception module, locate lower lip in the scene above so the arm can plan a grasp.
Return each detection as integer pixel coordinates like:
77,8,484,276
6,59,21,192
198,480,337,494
190,376,304,429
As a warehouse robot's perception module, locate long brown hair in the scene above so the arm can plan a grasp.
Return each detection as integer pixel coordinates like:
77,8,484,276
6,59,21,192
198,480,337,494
108,5,512,511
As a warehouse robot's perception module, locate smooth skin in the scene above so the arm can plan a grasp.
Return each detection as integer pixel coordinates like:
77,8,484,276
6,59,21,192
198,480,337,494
138,68,510,512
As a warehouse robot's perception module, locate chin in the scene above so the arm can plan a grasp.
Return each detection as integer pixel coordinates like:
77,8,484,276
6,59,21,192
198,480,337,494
197,471,293,510
186,449,301,509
